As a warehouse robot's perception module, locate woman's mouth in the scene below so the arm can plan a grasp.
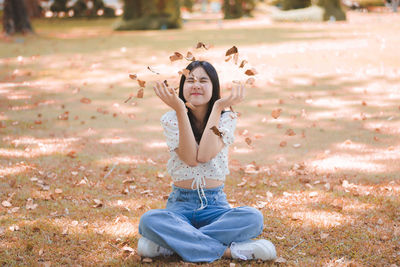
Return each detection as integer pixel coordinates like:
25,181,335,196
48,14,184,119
191,93,202,96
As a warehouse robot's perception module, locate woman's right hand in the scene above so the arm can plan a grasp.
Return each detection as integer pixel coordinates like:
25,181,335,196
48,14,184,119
153,82,186,112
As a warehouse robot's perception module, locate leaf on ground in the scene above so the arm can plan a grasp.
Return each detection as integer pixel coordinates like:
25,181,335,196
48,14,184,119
122,246,135,253
137,88,144,98
55,188,63,194
169,52,183,62
93,199,103,208
286,129,296,136
9,225,19,231
26,198,38,210
237,179,247,187
80,97,91,104
226,46,238,56
129,73,137,80
271,109,282,119
280,141,287,147
245,137,252,146
245,68,258,76
67,151,76,158
142,257,153,263
122,178,135,184
275,257,287,263
2,200,12,207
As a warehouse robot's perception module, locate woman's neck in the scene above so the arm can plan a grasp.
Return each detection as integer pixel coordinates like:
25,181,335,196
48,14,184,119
191,105,208,125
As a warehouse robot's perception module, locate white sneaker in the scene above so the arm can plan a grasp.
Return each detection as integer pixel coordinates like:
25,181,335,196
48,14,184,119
137,237,174,258
230,239,277,261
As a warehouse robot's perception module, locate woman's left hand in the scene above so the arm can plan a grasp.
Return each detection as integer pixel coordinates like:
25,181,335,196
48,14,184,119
215,83,245,110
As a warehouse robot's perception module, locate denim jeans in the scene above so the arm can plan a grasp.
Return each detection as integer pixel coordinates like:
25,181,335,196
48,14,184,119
138,185,264,263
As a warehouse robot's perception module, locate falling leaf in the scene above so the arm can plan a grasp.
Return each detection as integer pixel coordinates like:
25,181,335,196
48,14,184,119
185,102,196,110
163,80,169,87
124,93,134,103
185,51,195,61
210,126,223,137
271,109,282,119
245,77,255,85
196,42,209,49
233,53,239,65
245,68,257,76
362,101,367,106
279,141,287,147
179,69,190,78
225,55,232,62
2,200,12,207
137,79,146,88
245,137,252,146
147,66,160,75
128,73,137,80
169,52,183,62
286,129,296,136
80,97,91,104
137,88,144,98
226,46,238,56
239,60,248,68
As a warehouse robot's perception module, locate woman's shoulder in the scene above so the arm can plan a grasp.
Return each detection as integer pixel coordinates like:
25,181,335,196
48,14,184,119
161,110,177,124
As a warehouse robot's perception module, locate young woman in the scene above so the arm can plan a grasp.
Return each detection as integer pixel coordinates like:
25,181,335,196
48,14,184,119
137,61,277,263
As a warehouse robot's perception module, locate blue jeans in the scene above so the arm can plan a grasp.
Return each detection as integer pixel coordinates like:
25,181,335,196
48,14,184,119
138,185,264,263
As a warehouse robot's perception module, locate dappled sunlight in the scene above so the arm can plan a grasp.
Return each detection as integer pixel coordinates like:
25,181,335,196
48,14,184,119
232,146,253,154
145,140,167,149
0,163,32,176
4,136,80,146
96,156,147,166
290,210,347,228
99,137,137,144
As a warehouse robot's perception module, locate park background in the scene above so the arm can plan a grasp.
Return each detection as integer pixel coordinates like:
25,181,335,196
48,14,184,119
1,0,400,266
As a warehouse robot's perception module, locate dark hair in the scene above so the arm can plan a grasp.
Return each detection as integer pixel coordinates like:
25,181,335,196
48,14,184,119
178,61,225,144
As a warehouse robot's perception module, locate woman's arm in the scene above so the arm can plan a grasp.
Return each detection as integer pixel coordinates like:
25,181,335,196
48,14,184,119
154,82,198,166
197,84,245,163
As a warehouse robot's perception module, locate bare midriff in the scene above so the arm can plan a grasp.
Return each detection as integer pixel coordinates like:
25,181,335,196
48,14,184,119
174,178,224,189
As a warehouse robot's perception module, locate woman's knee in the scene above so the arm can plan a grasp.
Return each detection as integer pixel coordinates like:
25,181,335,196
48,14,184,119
241,207,264,231
139,209,166,234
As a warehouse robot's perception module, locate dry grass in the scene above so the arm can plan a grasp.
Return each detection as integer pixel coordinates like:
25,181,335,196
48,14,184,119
1,10,400,266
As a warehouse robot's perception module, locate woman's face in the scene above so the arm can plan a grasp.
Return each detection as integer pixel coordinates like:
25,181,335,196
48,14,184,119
183,67,213,108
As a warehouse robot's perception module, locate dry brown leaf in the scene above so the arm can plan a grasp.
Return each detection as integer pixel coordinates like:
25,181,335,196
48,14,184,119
279,141,287,147
239,60,248,68
137,88,144,98
55,188,63,194
286,129,296,136
124,93,134,103
80,97,91,104
67,151,76,158
226,46,238,56
185,51,195,61
245,68,258,76
210,126,223,137
196,42,209,49
129,73,137,80
179,69,190,78
169,52,183,62
93,199,103,208
225,55,232,62
122,178,135,184
142,257,153,263
137,79,146,88
122,246,135,253
163,80,169,87
147,66,160,75
271,109,282,119
237,180,247,187
245,137,252,146
245,77,255,85
185,102,196,110
2,200,12,207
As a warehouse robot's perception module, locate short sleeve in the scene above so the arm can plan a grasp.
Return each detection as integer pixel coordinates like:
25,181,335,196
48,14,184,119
218,111,237,146
161,111,179,152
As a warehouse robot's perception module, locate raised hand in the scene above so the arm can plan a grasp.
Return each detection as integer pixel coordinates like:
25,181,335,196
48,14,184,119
153,81,186,112
215,83,245,110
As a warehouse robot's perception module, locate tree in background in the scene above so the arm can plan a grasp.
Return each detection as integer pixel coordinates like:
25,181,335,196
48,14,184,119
317,0,346,20
2,0,34,35
25,0,42,18
223,0,256,19
115,0,181,30
281,0,311,10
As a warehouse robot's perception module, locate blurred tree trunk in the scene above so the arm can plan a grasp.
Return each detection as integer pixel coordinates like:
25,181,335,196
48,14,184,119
223,0,243,19
281,0,311,10
25,0,42,18
115,0,181,30
317,0,346,20
3,0,34,35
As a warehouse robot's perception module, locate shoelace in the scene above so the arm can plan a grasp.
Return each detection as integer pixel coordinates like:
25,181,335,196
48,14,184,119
191,176,208,210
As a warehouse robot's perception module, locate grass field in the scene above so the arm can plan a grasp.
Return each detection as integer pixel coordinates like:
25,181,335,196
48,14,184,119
1,10,400,266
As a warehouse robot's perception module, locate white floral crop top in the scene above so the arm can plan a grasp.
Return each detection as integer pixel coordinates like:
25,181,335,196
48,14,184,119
161,110,237,183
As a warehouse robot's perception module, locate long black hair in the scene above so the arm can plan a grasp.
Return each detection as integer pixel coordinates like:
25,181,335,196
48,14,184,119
178,61,224,144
